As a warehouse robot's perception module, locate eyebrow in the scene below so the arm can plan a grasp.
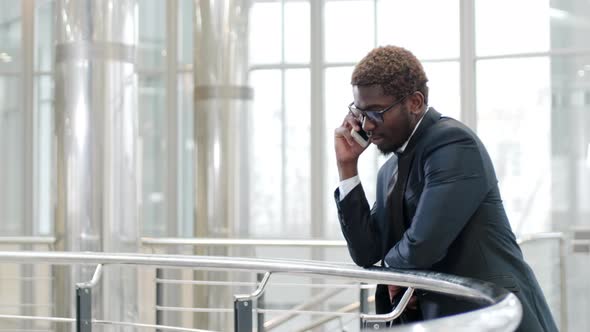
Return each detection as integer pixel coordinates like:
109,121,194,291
354,103,388,111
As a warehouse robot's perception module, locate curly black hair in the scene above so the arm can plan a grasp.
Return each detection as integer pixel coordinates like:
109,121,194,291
351,46,429,105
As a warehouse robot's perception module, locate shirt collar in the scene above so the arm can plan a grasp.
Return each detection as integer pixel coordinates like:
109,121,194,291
397,107,430,154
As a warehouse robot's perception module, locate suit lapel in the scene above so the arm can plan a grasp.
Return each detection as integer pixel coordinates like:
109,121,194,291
402,108,441,155
387,108,441,244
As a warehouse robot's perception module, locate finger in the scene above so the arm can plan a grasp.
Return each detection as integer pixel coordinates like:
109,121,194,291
341,113,355,127
388,285,401,301
408,296,418,310
334,127,357,147
345,115,362,132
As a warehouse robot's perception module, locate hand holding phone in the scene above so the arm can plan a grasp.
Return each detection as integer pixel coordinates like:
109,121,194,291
350,127,369,148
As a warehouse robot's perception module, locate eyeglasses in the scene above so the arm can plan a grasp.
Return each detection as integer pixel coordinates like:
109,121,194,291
348,93,412,123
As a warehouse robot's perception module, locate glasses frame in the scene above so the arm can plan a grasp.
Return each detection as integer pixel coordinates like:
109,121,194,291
348,92,413,123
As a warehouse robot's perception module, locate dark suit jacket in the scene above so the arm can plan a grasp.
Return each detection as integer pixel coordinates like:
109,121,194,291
335,108,557,331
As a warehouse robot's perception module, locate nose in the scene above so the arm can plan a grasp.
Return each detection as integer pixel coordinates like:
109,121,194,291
362,116,378,132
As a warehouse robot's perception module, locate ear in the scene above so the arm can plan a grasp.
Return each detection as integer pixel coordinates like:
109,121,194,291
408,91,425,114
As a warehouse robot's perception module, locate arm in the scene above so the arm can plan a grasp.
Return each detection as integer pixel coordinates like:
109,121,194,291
334,112,379,267
384,136,491,269
335,184,383,267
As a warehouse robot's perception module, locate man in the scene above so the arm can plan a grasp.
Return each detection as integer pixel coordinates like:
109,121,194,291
334,46,557,331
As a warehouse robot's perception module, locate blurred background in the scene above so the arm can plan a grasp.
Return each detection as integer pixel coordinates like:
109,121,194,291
0,0,589,331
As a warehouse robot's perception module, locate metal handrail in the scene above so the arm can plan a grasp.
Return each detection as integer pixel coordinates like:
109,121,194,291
142,233,564,330
0,236,56,245
142,232,563,248
77,264,103,288
0,251,522,331
0,233,563,330
0,251,508,299
0,232,564,248
141,237,346,247
235,272,271,301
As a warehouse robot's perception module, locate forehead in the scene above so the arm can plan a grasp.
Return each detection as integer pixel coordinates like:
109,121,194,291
352,84,395,108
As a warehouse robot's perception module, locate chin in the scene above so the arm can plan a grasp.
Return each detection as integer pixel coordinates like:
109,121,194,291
376,144,397,156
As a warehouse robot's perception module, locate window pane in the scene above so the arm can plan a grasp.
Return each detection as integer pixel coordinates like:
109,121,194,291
249,70,282,236
284,1,310,63
35,75,54,235
284,68,311,237
476,0,550,56
549,55,590,232
0,1,21,71
549,0,590,50
477,57,551,234
178,0,193,66
35,0,54,72
138,76,167,236
178,73,194,236
377,0,459,59
0,76,23,235
422,61,460,119
249,2,282,65
138,0,166,69
325,1,374,63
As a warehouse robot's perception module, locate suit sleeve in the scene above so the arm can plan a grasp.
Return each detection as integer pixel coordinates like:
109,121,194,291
335,185,383,267
384,136,491,269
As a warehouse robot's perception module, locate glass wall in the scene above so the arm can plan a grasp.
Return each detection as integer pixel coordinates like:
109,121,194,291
475,0,590,233
0,2,22,235
249,1,312,238
0,0,589,330
247,0,461,240
3,0,588,241
0,1,588,247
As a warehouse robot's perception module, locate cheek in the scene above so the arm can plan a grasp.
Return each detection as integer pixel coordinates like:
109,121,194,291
387,117,407,135
385,118,411,142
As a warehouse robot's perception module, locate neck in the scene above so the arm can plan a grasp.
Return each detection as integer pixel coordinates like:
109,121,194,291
409,106,426,130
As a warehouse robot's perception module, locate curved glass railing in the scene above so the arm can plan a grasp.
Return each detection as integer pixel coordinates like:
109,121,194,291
0,251,522,331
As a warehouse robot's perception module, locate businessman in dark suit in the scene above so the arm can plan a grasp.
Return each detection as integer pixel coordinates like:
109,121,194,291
334,46,557,331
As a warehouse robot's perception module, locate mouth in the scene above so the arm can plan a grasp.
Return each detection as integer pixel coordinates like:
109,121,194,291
370,135,384,145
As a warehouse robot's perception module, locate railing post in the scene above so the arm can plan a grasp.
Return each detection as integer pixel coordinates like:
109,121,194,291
366,322,387,330
75,264,103,332
361,287,414,329
234,272,271,332
257,273,265,332
559,235,567,332
360,282,370,329
76,285,92,332
234,298,253,332
156,268,164,332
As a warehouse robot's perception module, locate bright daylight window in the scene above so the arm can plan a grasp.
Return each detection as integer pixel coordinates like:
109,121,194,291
250,0,460,239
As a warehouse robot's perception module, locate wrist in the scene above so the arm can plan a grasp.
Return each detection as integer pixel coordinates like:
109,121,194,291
337,161,358,180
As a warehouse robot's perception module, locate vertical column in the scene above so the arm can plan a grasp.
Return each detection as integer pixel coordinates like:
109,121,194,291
550,1,590,330
21,1,34,329
53,0,139,328
459,0,477,130
193,0,252,330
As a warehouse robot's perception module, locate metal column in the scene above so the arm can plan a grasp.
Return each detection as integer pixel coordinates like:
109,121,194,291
53,0,139,328
193,0,252,330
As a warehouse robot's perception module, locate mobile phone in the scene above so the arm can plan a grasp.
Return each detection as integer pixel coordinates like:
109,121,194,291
350,127,369,148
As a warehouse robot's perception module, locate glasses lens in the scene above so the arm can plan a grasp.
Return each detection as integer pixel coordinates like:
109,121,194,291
364,112,382,123
349,105,362,118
